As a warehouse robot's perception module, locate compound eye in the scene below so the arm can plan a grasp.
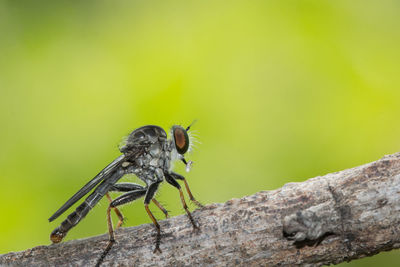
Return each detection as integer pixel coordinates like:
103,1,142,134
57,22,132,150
173,126,189,154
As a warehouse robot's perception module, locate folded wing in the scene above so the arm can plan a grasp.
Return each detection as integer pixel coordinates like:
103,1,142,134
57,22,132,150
48,154,125,222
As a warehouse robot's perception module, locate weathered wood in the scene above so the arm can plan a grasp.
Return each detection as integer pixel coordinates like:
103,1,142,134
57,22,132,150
2,153,400,266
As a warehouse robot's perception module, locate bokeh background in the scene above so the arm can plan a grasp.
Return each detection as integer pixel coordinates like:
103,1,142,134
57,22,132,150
1,1,399,265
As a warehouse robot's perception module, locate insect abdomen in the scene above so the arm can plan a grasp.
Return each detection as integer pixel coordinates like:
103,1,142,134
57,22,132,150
50,192,102,243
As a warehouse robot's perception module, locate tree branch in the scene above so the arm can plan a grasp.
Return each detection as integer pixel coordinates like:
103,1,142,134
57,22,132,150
2,153,400,266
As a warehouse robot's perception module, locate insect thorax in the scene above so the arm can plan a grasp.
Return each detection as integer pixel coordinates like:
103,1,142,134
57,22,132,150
122,139,176,184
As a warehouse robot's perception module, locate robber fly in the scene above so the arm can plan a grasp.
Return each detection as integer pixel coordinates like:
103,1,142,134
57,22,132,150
48,123,202,265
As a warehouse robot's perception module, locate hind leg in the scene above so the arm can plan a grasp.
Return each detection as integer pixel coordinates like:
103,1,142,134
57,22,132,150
96,189,147,267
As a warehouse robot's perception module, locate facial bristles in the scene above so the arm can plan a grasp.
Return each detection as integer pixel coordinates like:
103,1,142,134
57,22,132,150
187,131,199,153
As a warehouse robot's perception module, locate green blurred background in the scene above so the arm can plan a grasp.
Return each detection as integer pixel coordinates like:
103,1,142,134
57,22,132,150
0,0,399,265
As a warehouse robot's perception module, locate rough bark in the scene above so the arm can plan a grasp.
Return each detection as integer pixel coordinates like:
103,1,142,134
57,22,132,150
1,153,400,266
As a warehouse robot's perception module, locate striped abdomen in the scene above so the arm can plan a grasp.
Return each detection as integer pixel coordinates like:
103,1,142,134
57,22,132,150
50,190,104,243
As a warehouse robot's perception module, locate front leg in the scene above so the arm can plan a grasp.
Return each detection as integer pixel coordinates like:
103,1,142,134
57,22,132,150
165,172,199,230
170,172,204,208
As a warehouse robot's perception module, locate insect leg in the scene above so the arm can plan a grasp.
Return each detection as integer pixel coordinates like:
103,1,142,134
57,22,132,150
109,183,144,192
164,173,198,229
170,172,204,208
105,193,124,229
144,181,163,253
110,183,169,218
152,199,168,218
97,189,147,267
106,183,145,229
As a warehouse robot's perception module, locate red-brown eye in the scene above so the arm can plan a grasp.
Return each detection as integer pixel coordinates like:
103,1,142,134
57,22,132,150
173,126,189,154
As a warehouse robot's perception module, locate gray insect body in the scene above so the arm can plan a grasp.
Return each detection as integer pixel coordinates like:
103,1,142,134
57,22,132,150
121,126,175,184
49,123,202,266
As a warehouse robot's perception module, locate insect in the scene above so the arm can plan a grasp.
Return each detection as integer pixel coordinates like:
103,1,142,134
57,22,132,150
48,123,203,265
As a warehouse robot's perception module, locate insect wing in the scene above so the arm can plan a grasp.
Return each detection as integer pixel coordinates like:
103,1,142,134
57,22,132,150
48,154,126,222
